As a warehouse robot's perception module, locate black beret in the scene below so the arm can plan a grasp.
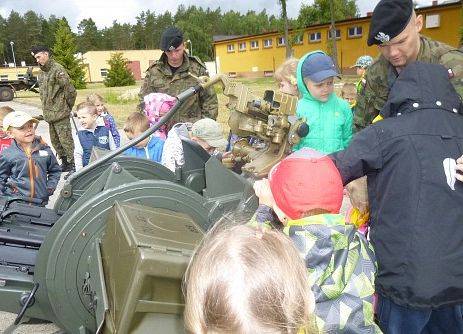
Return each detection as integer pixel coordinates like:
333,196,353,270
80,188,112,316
30,45,51,56
367,0,414,46
160,27,184,52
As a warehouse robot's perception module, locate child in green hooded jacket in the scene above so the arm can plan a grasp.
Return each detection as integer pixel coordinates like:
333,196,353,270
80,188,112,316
294,51,352,153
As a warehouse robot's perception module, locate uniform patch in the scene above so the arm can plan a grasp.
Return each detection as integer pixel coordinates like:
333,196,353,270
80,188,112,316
98,136,109,145
38,150,49,157
448,68,455,79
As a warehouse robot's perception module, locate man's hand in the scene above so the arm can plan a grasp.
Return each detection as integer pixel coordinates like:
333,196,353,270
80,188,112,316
456,155,463,182
253,179,275,208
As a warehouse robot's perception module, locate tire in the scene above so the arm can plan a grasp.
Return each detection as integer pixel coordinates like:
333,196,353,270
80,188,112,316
0,86,14,101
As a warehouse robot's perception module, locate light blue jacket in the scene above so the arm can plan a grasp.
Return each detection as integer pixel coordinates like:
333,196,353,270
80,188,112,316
124,135,164,163
294,51,353,153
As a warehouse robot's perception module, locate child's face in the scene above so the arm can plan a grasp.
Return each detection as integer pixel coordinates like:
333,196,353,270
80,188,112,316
0,122,7,139
278,80,298,96
304,77,334,102
77,108,98,129
94,101,105,115
356,67,366,77
126,130,150,148
7,121,36,146
342,90,357,104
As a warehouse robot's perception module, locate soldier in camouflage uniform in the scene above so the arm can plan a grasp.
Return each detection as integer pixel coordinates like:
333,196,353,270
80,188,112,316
31,46,77,172
139,27,218,126
354,0,463,131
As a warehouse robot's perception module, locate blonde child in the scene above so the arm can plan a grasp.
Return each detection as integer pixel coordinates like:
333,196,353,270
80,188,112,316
73,102,116,171
123,112,164,163
252,149,378,333
294,51,352,153
0,111,61,205
0,106,14,153
87,93,121,147
183,223,316,334
274,57,299,96
351,55,373,94
341,82,357,109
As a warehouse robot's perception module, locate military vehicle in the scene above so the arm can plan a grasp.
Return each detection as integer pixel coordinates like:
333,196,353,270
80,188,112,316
0,75,306,333
0,67,39,101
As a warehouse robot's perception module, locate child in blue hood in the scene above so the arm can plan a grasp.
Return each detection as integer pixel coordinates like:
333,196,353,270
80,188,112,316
294,51,352,153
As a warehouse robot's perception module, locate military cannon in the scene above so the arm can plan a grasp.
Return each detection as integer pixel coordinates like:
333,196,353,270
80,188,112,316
0,75,302,333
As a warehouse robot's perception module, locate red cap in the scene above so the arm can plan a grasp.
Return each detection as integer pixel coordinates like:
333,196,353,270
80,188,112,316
268,149,343,220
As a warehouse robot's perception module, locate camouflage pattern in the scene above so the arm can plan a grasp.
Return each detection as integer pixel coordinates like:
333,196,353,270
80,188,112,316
355,35,463,131
37,59,77,123
49,117,74,164
139,52,218,124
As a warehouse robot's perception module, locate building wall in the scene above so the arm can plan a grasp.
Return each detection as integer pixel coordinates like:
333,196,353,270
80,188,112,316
214,2,462,76
82,50,163,82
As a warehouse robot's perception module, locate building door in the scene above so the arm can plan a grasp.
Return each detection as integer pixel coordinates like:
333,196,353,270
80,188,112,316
127,61,141,81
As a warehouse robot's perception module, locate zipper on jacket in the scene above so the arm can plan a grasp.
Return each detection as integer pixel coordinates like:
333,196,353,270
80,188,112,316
25,148,35,202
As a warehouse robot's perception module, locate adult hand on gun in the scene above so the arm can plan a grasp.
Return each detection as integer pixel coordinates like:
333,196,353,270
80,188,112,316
456,155,463,182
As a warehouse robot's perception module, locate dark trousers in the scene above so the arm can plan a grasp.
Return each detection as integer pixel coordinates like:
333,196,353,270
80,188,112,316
377,294,463,334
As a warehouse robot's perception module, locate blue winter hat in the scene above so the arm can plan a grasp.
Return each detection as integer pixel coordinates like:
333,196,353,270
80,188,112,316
301,52,339,83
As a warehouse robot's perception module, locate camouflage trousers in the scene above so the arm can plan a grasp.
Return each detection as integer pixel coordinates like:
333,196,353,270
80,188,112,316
48,117,74,164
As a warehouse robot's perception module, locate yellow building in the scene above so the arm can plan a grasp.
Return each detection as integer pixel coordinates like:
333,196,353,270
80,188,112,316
0,66,41,82
213,1,462,77
82,49,163,82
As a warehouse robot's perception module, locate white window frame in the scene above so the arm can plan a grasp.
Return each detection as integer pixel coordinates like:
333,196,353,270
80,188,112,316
263,38,273,48
348,26,362,38
309,32,322,42
294,34,303,45
328,29,341,40
250,40,259,49
425,14,440,28
238,42,246,51
277,36,286,46
100,68,109,77
227,44,235,52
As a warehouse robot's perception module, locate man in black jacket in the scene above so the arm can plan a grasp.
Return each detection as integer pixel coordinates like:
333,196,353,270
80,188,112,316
331,62,463,334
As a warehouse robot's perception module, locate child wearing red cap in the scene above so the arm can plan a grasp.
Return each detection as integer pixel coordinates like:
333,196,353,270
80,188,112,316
252,148,378,334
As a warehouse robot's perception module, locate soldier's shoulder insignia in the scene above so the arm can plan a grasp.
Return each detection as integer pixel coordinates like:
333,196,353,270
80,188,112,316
57,71,66,79
448,68,455,79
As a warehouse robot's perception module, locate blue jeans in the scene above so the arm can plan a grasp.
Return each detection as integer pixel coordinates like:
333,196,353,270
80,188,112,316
377,294,463,334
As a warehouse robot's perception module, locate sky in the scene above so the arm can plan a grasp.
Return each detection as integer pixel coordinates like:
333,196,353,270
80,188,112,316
0,0,442,31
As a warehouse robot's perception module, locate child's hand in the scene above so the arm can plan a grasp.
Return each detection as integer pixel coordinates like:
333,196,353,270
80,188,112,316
456,155,463,182
346,177,369,214
253,179,275,208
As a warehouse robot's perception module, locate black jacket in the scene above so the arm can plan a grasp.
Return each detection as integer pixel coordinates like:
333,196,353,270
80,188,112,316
331,62,463,309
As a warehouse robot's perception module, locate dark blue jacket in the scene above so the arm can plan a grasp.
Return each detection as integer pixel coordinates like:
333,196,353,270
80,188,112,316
77,126,111,167
331,62,463,309
0,136,61,204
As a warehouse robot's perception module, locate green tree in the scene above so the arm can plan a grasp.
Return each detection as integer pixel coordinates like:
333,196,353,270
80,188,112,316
297,0,358,26
77,18,102,52
41,15,60,49
104,52,135,87
53,19,86,89
23,11,43,64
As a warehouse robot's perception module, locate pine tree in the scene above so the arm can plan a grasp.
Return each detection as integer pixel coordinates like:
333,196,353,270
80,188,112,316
53,19,86,89
104,52,135,87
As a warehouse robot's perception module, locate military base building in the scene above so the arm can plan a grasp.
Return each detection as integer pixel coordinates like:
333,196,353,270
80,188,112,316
213,0,462,77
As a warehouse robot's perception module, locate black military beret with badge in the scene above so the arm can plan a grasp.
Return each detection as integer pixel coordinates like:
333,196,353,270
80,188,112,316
160,27,184,52
367,0,414,46
30,45,51,56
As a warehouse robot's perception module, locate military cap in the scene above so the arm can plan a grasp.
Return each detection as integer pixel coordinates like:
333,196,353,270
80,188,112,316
160,27,184,52
30,45,51,56
367,0,414,46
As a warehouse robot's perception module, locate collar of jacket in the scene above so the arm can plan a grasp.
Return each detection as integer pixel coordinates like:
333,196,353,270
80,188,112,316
158,52,190,76
40,58,55,72
12,136,47,154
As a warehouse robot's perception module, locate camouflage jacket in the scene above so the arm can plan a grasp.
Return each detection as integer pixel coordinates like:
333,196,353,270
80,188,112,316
38,59,77,123
139,52,218,124
354,35,463,131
